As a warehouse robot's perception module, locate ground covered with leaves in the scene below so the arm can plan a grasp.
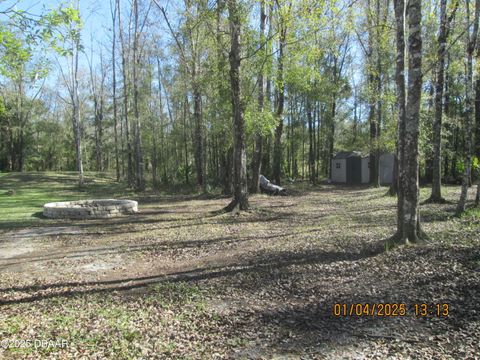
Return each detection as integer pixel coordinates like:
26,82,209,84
0,173,479,359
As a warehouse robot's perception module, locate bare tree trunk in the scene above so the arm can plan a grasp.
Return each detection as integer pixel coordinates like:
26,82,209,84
307,100,315,183
402,0,425,242
118,0,134,187
428,0,457,203
72,34,84,187
272,13,287,186
15,77,25,172
389,0,426,245
457,0,480,214
250,0,266,193
224,0,248,212
315,102,321,180
183,96,190,184
98,67,105,171
214,0,232,195
88,49,105,172
111,0,120,182
329,99,336,179
152,129,158,189
132,0,144,191
476,46,480,206
374,0,382,187
367,0,379,187
192,83,205,190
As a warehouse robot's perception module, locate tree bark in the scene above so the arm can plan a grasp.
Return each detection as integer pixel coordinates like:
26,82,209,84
476,48,480,206
118,0,134,187
307,100,315,183
428,0,457,203
387,153,398,196
250,0,266,193
272,11,287,186
367,0,379,187
183,96,190,185
88,51,105,172
193,83,205,191
224,0,249,212
457,0,480,214
111,0,120,182
401,0,424,242
71,30,84,187
389,0,427,245
329,99,336,179
132,0,145,191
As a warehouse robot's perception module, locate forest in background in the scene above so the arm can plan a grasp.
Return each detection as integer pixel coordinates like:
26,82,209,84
0,0,479,210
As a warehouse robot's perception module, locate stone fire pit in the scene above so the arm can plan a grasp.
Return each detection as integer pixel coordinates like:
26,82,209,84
43,199,138,219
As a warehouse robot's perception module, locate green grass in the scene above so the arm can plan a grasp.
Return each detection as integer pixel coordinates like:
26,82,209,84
463,206,480,218
0,172,137,230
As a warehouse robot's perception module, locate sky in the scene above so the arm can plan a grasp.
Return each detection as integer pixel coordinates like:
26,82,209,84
1,0,115,70
4,0,111,44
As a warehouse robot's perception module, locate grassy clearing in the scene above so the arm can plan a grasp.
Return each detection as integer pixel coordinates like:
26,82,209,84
0,172,136,230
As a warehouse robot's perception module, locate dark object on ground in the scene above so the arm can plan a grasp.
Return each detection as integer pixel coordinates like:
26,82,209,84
259,175,287,196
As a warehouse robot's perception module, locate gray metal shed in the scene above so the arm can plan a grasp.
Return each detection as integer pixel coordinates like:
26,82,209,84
331,151,362,184
379,153,395,184
332,151,395,185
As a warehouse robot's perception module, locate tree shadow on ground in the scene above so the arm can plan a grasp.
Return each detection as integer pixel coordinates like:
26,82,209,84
0,227,347,271
222,246,480,357
0,246,384,306
31,211,45,219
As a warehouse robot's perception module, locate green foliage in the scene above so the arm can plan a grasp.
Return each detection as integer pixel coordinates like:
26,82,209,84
456,159,464,174
245,104,276,137
473,156,479,172
0,0,475,189
40,5,83,56
0,26,32,77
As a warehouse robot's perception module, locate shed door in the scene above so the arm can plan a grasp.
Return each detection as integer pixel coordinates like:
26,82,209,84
347,157,362,184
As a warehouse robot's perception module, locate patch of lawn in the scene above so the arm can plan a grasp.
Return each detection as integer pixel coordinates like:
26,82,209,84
0,172,136,230
463,207,480,219
0,315,25,335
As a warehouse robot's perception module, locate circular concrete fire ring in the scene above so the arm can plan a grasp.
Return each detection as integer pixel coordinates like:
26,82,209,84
43,199,138,219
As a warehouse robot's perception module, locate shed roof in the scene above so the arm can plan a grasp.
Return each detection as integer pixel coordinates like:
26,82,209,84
333,151,362,159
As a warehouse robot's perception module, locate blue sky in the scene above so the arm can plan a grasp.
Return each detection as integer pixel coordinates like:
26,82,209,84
5,0,111,43
1,0,113,68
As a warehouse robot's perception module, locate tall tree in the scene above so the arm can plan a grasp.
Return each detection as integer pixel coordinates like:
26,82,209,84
110,0,121,182
55,3,84,187
390,0,427,244
427,0,457,203
132,0,145,191
366,0,380,186
272,1,289,185
457,0,480,214
154,0,206,191
118,0,134,186
476,36,480,206
87,46,106,172
224,0,248,211
70,27,84,187
250,0,266,193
